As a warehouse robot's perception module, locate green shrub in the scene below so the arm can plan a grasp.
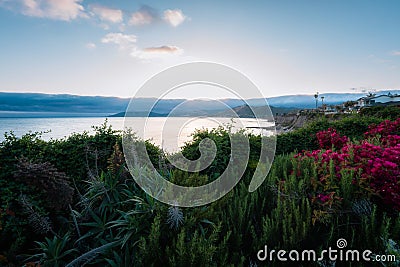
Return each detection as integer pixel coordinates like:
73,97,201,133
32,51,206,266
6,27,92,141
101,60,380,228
1,118,399,266
359,105,400,120
276,115,383,154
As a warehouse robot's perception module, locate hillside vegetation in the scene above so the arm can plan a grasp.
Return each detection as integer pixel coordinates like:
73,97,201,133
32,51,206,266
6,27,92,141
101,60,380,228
0,107,399,266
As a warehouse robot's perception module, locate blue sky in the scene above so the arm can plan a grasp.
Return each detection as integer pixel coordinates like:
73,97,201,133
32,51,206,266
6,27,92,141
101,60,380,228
0,0,399,98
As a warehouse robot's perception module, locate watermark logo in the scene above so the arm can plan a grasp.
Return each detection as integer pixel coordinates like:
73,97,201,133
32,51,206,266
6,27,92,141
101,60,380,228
257,238,397,263
122,62,276,207
336,238,347,249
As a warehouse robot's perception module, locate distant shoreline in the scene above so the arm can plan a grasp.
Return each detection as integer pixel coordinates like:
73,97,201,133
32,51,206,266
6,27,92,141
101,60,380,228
0,112,111,119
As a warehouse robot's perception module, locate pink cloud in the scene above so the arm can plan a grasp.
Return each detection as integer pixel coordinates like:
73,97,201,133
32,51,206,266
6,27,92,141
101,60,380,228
90,4,122,23
21,0,86,21
129,5,157,26
163,9,187,27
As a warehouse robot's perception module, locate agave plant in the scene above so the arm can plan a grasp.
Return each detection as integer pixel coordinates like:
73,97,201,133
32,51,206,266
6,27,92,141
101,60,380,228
27,233,76,267
76,209,117,243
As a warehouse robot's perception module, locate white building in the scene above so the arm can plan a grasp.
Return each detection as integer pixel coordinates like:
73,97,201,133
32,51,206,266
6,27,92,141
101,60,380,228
357,93,400,107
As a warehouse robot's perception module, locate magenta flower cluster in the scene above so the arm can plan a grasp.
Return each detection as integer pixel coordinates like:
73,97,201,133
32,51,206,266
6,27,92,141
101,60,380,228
296,119,400,210
316,128,349,149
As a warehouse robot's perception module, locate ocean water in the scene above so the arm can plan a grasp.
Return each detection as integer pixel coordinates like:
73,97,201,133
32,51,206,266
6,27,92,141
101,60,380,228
0,117,274,152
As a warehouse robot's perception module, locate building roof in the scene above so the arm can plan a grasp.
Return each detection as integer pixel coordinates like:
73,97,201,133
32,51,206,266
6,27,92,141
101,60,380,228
357,93,400,101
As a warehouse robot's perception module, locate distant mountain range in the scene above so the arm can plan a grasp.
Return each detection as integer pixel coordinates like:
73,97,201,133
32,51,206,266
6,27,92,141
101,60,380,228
1,90,399,118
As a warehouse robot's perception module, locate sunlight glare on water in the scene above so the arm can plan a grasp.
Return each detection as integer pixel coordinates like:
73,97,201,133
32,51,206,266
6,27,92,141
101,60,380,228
0,117,273,152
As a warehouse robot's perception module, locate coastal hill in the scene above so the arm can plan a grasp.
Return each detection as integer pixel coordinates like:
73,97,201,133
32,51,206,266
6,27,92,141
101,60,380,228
1,90,399,118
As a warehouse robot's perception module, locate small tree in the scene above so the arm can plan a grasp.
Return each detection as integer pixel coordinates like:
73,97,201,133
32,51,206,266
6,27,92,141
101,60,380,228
314,92,319,109
343,100,357,108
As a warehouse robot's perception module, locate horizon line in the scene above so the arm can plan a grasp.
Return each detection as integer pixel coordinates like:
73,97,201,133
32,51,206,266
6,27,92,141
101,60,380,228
1,89,400,100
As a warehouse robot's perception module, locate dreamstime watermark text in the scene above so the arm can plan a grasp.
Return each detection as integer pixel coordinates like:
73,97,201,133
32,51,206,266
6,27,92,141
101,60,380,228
257,238,397,263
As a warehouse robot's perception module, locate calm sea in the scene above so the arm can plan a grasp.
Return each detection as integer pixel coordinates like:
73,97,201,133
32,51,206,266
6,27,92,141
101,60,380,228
0,117,273,152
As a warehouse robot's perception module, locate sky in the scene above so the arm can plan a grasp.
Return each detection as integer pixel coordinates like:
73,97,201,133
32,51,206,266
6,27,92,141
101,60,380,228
0,0,400,98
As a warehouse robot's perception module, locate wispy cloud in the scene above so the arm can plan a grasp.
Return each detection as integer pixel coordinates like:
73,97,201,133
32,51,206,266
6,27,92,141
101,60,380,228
142,45,182,54
86,42,96,49
391,50,400,56
2,1,189,28
128,6,188,27
89,4,122,23
101,32,183,59
129,5,158,26
20,0,86,21
101,32,137,50
163,9,187,27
